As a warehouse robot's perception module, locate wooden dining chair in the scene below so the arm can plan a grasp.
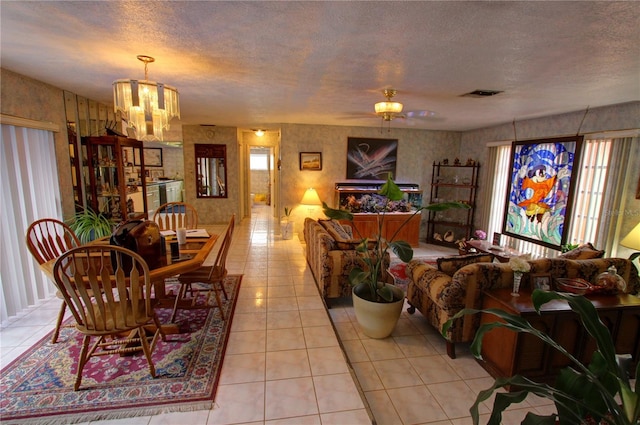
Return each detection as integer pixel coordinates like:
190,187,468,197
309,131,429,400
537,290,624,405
152,202,198,230
52,245,166,391
170,214,235,322
25,218,81,343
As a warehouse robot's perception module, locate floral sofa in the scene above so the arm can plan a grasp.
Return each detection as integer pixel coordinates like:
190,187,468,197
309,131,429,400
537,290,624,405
406,255,640,358
304,217,389,304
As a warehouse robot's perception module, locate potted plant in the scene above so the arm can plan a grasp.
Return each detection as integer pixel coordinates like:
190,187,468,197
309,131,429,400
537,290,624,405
281,206,294,240
68,205,116,244
442,290,640,425
323,174,470,338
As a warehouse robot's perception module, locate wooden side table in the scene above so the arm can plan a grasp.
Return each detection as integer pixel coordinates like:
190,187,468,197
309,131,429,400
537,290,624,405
479,288,640,385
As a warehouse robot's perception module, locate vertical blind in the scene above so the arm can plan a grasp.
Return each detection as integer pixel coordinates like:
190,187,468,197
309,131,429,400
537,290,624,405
1,125,61,326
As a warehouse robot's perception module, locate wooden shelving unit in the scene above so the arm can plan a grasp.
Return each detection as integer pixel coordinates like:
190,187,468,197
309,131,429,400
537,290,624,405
426,161,479,248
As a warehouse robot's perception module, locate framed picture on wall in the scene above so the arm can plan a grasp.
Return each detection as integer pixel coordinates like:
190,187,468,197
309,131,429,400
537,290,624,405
134,147,163,167
502,135,583,251
346,137,397,180
300,152,322,170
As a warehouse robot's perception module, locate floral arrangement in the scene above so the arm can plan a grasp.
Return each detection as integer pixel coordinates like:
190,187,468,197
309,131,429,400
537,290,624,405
474,229,487,240
508,254,532,273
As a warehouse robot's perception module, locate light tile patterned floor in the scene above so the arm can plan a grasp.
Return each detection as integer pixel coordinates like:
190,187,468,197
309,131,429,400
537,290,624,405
1,205,554,424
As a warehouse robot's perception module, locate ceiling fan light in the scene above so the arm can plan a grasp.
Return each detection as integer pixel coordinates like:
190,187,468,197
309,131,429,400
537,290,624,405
375,101,403,115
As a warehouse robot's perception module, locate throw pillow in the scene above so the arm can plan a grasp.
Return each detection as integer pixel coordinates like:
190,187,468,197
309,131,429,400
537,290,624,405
318,219,377,250
318,219,351,241
558,243,605,260
437,252,496,276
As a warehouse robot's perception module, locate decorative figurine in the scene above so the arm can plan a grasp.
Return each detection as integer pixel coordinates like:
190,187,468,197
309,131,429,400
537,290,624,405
454,157,461,165
442,158,449,165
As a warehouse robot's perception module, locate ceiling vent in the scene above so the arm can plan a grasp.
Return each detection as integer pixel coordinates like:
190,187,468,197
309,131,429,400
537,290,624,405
461,89,503,98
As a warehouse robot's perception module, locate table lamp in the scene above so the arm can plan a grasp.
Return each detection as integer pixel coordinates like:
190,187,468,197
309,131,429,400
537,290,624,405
620,222,640,262
300,188,322,216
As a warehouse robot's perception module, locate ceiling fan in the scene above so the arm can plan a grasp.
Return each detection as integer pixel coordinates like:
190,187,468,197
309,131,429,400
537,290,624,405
340,89,439,130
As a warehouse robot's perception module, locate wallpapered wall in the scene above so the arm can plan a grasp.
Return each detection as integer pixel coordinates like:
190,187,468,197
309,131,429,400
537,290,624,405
181,125,239,225
1,68,74,218
2,66,638,246
278,123,461,237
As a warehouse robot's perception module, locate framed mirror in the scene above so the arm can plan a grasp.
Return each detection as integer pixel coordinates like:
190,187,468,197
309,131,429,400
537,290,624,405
195,144,227,198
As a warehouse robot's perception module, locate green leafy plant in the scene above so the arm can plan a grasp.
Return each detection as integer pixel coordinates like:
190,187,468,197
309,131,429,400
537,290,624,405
561,243,580,253
442,290,640,425
68,205,116,244
283,206,293,218
323,174,470,303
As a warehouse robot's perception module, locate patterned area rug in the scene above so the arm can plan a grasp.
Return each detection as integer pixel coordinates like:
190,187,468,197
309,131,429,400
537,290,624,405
0,275,242,425
388,257,438,291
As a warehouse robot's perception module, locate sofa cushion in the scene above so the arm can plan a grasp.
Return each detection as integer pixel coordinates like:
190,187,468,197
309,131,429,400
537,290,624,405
558,243,605,260
437,253,496,276
318,219,376,250
318,219,351,240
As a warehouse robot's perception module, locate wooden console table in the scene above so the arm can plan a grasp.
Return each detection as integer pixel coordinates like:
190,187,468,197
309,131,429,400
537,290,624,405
479,288,640,385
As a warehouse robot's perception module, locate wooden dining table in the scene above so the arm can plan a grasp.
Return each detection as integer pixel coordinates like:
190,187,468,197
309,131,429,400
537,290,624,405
38,231,219,333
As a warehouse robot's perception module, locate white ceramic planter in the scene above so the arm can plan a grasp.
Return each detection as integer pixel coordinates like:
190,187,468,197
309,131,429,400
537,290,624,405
352,283,404,339
280,220,293,240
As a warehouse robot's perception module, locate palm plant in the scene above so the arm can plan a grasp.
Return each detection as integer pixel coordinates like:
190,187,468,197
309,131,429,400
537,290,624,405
443,290,640,425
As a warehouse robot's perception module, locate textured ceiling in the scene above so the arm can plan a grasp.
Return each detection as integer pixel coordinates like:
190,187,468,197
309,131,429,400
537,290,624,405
1,1,639,134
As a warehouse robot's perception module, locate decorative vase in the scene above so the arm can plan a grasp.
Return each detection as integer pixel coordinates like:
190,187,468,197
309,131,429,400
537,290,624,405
280,219,293,240
512,271,523,296
596,265,626,293
352,283,404,339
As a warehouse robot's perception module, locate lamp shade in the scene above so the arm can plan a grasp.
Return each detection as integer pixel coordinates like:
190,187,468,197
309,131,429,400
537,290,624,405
620,222,640,251
300,188,322,206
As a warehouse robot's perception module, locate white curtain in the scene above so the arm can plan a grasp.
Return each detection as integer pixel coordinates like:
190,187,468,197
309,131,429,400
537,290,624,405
594,137,636,256
1,124,61,326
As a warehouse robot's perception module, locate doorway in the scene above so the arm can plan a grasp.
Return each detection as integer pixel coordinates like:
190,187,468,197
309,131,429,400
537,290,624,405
249,147,273,208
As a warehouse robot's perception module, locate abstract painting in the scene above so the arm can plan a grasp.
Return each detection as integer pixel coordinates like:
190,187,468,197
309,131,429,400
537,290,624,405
503,135,583,250
346,137,397,180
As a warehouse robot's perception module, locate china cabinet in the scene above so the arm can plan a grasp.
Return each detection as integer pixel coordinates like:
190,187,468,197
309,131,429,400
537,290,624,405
426,161,479,247
82,136,148,221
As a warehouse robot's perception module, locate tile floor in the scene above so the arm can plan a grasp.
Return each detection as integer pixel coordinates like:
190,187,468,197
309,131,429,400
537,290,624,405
1,205,555,424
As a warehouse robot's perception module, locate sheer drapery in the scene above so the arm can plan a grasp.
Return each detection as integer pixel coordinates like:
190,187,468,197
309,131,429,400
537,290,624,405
1,124,61,326
590,137,635,256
